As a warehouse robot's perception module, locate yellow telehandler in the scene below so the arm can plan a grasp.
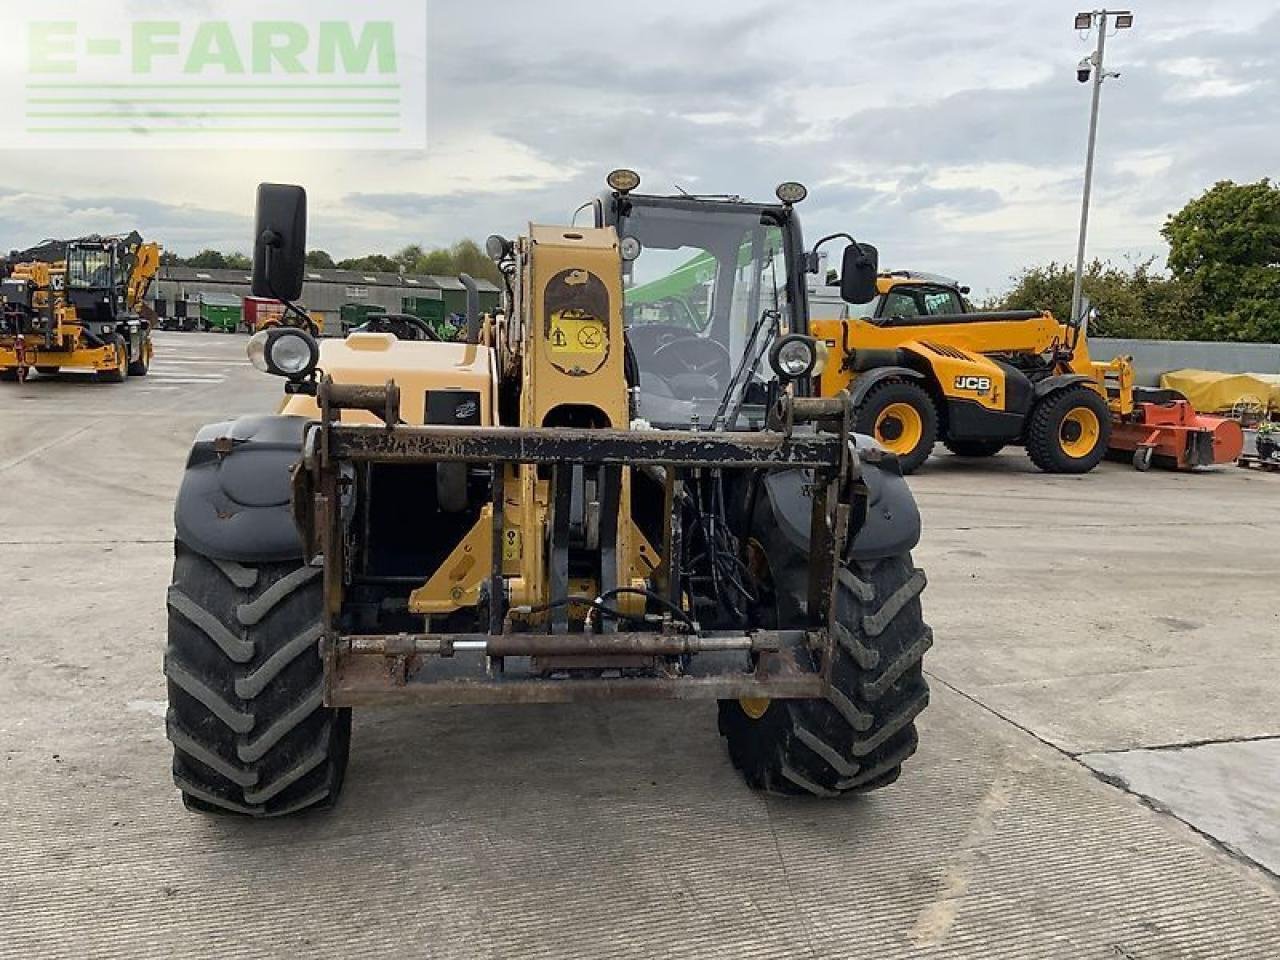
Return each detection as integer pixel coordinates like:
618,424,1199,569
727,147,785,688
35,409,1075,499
1,233,160,382
164,174,934,816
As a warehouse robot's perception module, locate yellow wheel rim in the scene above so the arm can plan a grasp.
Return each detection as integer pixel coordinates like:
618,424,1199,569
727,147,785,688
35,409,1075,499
739,697,770,720
1060,406,1101,458
874,402,924,454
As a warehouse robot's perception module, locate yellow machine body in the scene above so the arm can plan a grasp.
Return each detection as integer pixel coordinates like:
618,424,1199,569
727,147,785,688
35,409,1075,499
0,238,161,378
286,225,657,622
808,274,1135,472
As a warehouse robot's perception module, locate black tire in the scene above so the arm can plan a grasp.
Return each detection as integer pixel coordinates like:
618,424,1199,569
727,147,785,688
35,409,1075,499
164,541,351,817
0,368,18,382
127,336,151,376
1026,386,1111,474
35,366,60,376
854,379,937,475
944,438,1004,458
718,552,931,797
95,335,128,383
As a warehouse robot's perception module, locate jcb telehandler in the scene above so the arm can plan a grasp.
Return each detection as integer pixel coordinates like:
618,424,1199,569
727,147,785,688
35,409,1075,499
810,271,1243,473
808,271,1120,473
165,173,933,816
0,233,159,382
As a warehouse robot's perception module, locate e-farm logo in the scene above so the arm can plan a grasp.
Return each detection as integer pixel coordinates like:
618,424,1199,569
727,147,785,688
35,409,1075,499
4,2,426,149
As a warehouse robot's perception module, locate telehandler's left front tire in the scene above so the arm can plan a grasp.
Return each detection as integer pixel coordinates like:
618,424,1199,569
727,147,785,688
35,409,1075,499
164,540,351,817
718,552,931,797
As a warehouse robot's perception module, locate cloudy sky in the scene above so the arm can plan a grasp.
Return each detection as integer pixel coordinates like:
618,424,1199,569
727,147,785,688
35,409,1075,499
0,0,1275,296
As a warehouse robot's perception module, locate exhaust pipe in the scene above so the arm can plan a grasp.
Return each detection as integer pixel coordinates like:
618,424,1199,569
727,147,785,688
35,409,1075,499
459,272,480,344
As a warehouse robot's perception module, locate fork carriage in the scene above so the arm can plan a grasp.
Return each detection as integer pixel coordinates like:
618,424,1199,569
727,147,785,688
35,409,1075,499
303,383,868,708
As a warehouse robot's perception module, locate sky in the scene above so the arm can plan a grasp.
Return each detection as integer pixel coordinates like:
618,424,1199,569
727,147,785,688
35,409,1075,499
0,0,1276,298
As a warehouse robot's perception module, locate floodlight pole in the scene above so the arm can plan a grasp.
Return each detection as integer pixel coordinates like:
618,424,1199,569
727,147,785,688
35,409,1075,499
1070,10,1115,327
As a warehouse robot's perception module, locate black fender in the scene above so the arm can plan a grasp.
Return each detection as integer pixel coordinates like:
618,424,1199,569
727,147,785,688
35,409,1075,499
759,434,921,566
1033,373,1094,400
849,366,925,408
173,415,309,563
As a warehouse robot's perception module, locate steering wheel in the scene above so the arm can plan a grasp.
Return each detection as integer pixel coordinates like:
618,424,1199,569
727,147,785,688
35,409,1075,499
651,335,732,379
360,313,441,342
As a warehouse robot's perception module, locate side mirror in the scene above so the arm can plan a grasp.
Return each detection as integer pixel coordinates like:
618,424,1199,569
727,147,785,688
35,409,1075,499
840,243,879,304
252,183,307,302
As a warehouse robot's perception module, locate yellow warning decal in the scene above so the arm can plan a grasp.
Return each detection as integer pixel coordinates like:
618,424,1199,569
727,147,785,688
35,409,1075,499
548,312,606,354
502,527,523,562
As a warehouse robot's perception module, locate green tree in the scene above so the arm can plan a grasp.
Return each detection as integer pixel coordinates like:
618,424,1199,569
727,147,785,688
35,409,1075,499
187,249,229,269
450,239,501,285
1162,178,1280,342
997,258,1200,340
306,250,336,269
417,249,453,275
224,251,251,270
336,254,399,272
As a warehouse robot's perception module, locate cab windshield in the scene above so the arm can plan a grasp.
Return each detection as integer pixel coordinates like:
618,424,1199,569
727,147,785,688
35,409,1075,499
67,247,115,290
619,201,792,428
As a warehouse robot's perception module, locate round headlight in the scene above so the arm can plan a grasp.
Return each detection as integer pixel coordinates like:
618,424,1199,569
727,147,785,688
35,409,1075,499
619,235,642,261
486,234,510,262
775,181,808,205
769,334,821,381
247,326,319,380
247,330,270,372
269,330,315,375
607,168,641,193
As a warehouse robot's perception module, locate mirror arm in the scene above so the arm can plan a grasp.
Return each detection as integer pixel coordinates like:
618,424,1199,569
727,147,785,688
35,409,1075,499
263,244,315,332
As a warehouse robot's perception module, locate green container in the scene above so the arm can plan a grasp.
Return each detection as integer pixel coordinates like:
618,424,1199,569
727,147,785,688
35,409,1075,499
200,297,243,333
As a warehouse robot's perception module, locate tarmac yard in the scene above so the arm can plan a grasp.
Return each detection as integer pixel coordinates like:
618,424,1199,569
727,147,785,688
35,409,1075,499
1,332,1278,959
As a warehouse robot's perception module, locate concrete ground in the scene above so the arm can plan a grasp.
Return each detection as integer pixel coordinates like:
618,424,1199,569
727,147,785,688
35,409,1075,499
1,331,1277,958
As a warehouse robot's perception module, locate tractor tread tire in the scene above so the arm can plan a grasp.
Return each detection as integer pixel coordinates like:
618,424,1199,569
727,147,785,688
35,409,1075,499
1026,385,1111,474
127,340,150,377
165,540,350,818
854,379,937,475
718,554,931,797
944,438,1005,458
95,335,128,384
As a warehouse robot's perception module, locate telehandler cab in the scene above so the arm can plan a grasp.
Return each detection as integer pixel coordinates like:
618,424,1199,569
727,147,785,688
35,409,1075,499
165,173,933,816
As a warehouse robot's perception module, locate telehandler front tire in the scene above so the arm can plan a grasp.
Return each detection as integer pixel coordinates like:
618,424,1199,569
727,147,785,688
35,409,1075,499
164,541,351,817
96,335,128,384
718,553,931,797
127,338,151,377
854,379,937,475
1026,386,1111,474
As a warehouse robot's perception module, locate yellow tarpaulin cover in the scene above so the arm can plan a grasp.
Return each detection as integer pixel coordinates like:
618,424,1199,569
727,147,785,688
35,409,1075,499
1159,369,1273,415
1246,373,1280,413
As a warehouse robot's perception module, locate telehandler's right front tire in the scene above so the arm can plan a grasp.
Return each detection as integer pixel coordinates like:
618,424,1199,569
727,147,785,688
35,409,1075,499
164,541,351,817
718,552,931,797
1025,385,1111,474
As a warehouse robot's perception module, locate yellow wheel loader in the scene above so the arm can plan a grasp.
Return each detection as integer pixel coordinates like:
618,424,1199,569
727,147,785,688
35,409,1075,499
1,233,160,382
164,174,934,816
808,270,1128,474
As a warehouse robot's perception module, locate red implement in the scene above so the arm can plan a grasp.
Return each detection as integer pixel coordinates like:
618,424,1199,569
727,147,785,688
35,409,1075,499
1109,399,1244,471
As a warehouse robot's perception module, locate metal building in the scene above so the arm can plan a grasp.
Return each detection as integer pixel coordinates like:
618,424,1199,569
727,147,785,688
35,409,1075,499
153,265,501,334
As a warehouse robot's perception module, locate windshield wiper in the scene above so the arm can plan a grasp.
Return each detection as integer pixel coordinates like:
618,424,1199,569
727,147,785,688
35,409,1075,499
710,308,780,432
